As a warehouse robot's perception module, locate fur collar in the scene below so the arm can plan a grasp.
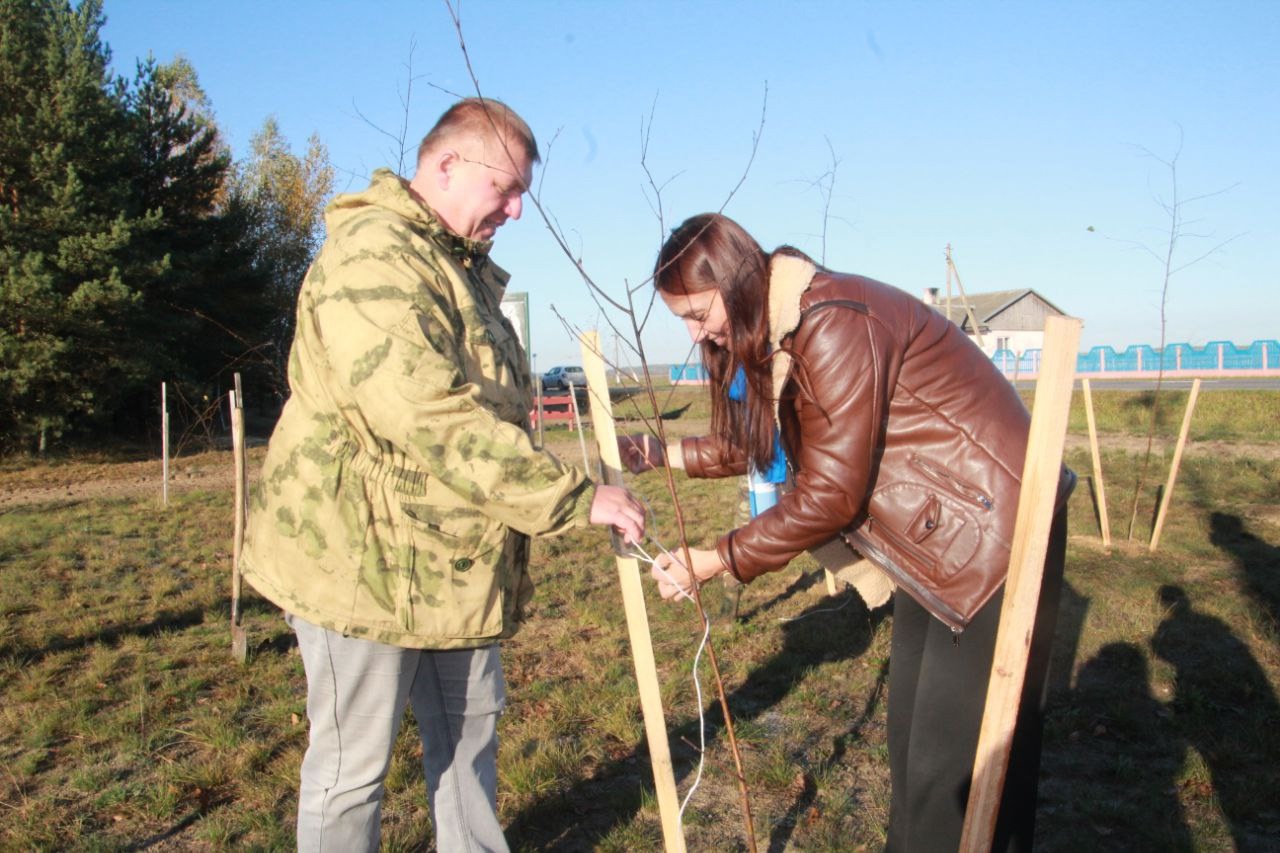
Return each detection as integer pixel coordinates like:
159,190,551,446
766,254,817,425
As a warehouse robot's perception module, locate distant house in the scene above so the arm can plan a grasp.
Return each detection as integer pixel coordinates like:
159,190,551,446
921,287,1067,358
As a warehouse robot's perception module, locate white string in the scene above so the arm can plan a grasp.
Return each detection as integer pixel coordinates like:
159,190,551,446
775,587,855,622
627,537,711,820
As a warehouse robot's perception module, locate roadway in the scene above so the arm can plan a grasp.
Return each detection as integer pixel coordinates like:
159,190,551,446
1011,377,1280,392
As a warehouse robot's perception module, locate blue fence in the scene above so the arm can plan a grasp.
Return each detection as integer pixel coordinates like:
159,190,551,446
673,338,1280,383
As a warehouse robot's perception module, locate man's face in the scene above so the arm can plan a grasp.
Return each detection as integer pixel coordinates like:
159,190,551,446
438,137,533,242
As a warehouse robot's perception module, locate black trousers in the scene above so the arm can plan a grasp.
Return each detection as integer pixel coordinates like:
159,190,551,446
885,509,1067,852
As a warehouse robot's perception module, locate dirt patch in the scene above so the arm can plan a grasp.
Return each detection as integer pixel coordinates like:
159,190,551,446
0,449,256,511
1064,433,1280,461
1,433,1275,513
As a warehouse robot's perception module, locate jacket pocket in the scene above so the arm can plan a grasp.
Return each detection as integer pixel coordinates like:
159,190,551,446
867,482,982,581
400,502,509,639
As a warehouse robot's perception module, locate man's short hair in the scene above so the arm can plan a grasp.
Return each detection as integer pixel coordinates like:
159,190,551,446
416,98,540,169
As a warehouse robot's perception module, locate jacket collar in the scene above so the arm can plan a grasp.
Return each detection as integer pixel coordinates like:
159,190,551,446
332,169,496,267
766,253,817,425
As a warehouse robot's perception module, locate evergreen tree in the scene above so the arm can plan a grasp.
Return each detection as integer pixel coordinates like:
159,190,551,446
1,1,333,451
119,55,273,430
0,0,151,451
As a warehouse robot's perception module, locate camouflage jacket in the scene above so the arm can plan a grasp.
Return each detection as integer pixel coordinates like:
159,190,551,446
241,169,593,649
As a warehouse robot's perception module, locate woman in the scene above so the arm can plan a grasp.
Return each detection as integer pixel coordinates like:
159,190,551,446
625,213,1072,851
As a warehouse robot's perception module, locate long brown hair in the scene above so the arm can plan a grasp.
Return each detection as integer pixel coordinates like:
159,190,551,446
654,213,778,470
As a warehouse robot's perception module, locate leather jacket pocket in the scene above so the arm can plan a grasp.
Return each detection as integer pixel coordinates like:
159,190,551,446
867,482,982,581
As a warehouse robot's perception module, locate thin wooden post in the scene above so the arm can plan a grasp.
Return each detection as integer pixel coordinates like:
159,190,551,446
960,316,1081,852
566,381,591,472
946,246,986,351
161,381,169,507
1082,378,1111,548
230,374,249,662
579,331,687,853
1149,378,1201,552
945,243,953,320
535,375,545,448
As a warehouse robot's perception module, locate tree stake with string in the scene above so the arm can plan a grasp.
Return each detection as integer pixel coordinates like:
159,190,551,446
579,330,687,852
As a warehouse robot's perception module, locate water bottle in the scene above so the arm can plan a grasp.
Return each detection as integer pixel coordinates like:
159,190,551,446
748,467,778,517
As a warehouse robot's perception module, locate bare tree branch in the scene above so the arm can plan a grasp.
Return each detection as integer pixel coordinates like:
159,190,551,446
440,6,773,844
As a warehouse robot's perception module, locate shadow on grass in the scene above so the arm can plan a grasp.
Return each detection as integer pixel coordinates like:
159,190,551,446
2,605,209,665
126,811,202,851
1039,641,1192,851
1152,583,1280,850
1209,511,1280,628
506,573,888,850
0,592,285,666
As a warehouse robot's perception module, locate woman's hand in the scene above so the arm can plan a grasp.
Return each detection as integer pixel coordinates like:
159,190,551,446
589,485,645,544
618,433,665,474
651,547,728,601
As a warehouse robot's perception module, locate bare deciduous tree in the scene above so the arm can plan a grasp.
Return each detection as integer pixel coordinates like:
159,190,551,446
1092,129,1242,541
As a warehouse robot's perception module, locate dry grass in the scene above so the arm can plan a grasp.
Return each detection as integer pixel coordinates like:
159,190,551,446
0,388,1277,850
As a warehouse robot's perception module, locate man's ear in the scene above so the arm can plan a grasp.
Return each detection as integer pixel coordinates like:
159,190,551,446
433,149,460,190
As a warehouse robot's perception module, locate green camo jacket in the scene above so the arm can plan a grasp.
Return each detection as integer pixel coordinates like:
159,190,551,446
241,170,593,649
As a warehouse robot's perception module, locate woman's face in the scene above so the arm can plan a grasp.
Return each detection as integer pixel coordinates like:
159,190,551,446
661,288,728,348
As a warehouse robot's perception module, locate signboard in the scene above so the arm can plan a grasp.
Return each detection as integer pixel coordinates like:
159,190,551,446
500,291,532,370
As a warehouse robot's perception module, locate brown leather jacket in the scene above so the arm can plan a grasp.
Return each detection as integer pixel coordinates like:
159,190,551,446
682,268,1072,630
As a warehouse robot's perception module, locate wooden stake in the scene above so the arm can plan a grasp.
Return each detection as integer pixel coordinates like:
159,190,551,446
161,382,169,507
1149,378,1201,552
230,376,249,663
579,331,687,853
945,243,953,320
946,247,986,350
567,380,591,472
960,316,1081,852
1082,378,1111,548
535,375,545,449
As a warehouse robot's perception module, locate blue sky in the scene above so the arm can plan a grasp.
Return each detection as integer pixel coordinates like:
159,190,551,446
102,1,1277,368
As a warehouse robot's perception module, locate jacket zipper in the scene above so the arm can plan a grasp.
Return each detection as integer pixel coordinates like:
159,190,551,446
909,454,995,511
846,533,967,631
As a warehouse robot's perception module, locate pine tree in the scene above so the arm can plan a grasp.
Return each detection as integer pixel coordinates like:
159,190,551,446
0,0,151,451
1,1,334,451
118,55,276,431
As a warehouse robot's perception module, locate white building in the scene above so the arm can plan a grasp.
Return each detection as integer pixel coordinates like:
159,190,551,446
922,287,1067,358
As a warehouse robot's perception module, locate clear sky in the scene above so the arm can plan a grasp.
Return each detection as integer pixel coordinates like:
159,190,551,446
101,0,1277,369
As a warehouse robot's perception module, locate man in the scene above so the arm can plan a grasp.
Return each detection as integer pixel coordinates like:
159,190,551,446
241,98,644,852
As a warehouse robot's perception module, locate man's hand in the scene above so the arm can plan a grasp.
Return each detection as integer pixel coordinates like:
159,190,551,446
651,547,728,601
618,433,665,474
589,484,646,544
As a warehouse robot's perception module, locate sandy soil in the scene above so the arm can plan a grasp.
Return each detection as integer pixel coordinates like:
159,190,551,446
1,432,1275,513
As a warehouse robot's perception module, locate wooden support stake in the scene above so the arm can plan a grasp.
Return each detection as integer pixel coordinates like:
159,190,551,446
535,375,545,448
230,376,249,663
1149,378,1201,552
579,331,687,853
567,380,591,472
960,316,1081,852
1082,378,1111,548
161,381,170,507
946,247,986,350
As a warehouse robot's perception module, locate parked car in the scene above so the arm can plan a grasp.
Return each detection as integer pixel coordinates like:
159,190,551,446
541,365,587,391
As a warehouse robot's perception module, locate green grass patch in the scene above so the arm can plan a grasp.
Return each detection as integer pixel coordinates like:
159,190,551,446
1,394,1277,849
1047,387,1280,442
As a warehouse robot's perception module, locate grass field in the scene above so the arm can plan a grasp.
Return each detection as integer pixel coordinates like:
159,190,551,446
1,389,1278,850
